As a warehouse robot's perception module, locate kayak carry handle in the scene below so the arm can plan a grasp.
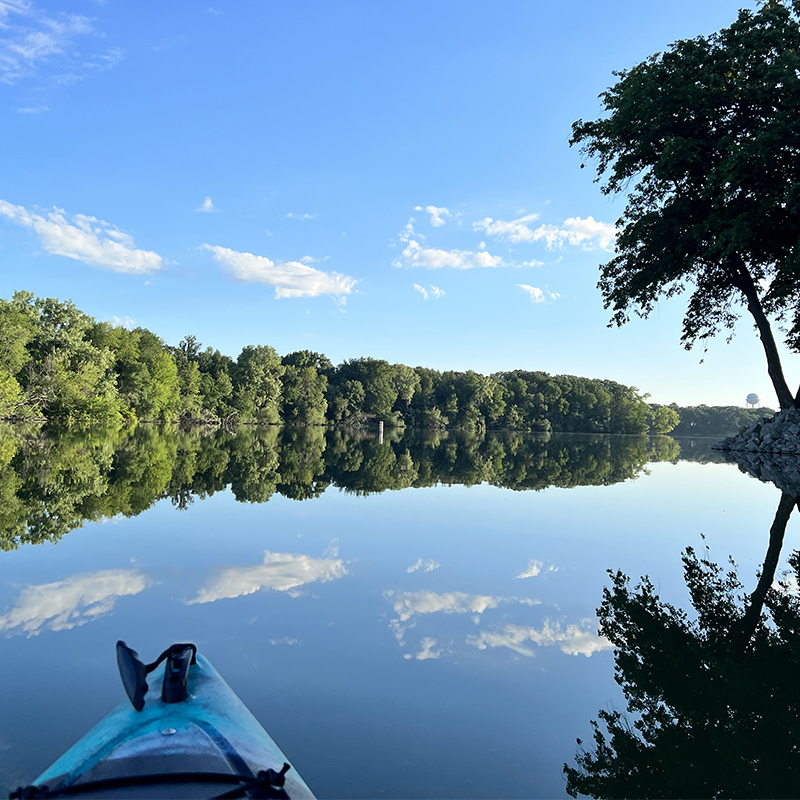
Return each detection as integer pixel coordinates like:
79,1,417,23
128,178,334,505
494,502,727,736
162,645,194,705
116,641,197,711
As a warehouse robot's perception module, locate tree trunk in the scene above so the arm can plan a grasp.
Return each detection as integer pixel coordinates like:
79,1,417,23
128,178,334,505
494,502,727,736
724,253,795,410
729,491,796,650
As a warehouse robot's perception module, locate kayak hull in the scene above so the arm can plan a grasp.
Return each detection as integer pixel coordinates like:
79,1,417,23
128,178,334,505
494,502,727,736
31,655,315,799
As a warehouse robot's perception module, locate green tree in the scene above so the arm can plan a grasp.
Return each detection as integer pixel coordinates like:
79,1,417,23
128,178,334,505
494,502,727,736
281,351,329,425
648,405,680,435
12,293,121,422
571,1,800,409
233,345,284,424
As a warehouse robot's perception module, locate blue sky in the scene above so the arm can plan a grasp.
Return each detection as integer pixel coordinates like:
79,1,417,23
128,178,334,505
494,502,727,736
0,0,788,407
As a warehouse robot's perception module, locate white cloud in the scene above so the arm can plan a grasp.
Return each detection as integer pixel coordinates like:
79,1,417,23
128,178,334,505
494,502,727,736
0,200,165,274
111,315,136,330
388,590,499,622
207,6,223,14
533,216,617,251
196,196,217,213
413,284,445,301
399,218,420,244
473,213,541,243
269,637,299,646
16,104,46,113
394,240,506,270
518,284,559,304
403,637,442,661
204,244,356,300
0,3,120,85
467,620,612,658
286,212,315,221
187,550,348,604
515,559,557,579
474,214,616,251
0,569,151,636
407,558,441,573
414,205,451,227
83,46,123,71
384,589,536,623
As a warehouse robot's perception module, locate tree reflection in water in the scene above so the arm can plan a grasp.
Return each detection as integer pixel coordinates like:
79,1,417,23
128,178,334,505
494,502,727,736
0,423,704,551
564,490,800,799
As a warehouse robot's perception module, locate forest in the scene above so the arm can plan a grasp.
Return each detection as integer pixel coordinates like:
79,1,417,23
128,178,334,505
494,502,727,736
654,404,774,436
0,291,676,435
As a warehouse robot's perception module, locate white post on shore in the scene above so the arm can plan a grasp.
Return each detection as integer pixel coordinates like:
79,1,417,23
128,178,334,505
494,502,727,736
378,420,384,444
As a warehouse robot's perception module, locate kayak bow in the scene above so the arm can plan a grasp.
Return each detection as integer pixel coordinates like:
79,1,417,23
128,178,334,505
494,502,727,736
11,642,316,799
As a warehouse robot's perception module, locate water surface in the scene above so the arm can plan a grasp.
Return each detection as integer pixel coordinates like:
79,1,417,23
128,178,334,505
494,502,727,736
0,427,788,798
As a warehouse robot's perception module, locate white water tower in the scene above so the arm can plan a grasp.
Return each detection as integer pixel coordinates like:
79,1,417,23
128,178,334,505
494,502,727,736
746,392,759,408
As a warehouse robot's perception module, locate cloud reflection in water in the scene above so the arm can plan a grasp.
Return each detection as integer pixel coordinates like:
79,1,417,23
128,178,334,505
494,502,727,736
467,620,612,657
187,550,347,605
0,569,151,636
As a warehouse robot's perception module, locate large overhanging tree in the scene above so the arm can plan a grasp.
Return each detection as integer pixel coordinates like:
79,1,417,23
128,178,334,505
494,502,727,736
571,0,800,409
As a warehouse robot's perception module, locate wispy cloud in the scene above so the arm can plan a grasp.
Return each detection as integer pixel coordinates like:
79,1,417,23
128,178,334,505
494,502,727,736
407,558,441,573
467,619,612,658
385,589,536,623
385,587,540,655
195,196,217,213
0,2,121,85
413,284,445,301
475,214,616,251
286,212,315,221
403,637,442,661
0,569,152,636
111,315,136,330
187,550,348,605
394,240,505,270
515,559,557,579
16,104,47,113
473,213,540,243
204,244,356,300
0,200,165,274
415,205,451,227
518,284,560,304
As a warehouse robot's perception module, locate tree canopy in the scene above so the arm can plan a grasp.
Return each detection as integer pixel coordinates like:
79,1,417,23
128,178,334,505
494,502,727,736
571,0,800,408
0,291,674,435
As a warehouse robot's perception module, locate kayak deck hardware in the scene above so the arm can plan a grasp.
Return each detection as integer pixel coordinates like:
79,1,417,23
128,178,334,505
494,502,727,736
10,643,315,799
10,764,293,799
116,641,197,711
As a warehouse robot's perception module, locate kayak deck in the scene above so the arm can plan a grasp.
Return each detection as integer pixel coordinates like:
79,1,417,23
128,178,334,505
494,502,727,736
27,654,316,799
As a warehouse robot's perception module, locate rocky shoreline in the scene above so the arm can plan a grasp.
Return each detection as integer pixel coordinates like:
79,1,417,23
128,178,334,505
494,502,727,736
714,407,800,455
714,407,800,497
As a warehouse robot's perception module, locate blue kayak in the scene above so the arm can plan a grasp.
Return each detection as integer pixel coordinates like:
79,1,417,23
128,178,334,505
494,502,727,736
11,643,316,799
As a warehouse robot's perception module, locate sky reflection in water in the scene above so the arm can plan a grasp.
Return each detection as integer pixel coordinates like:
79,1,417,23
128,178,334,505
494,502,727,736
0,432,791,798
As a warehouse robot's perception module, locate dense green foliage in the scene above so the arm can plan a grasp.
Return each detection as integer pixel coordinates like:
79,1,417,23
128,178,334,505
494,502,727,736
658,403,775,436
565,493,800,798
0,292,673,434
0,425,699,551
572,0,800,408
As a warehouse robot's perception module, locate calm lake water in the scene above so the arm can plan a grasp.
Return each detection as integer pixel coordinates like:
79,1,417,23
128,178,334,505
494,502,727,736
0,426,792,798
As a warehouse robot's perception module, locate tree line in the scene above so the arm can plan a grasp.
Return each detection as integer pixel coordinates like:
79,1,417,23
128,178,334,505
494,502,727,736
0,424,706,551
0,291,677,434
652,404,775,437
